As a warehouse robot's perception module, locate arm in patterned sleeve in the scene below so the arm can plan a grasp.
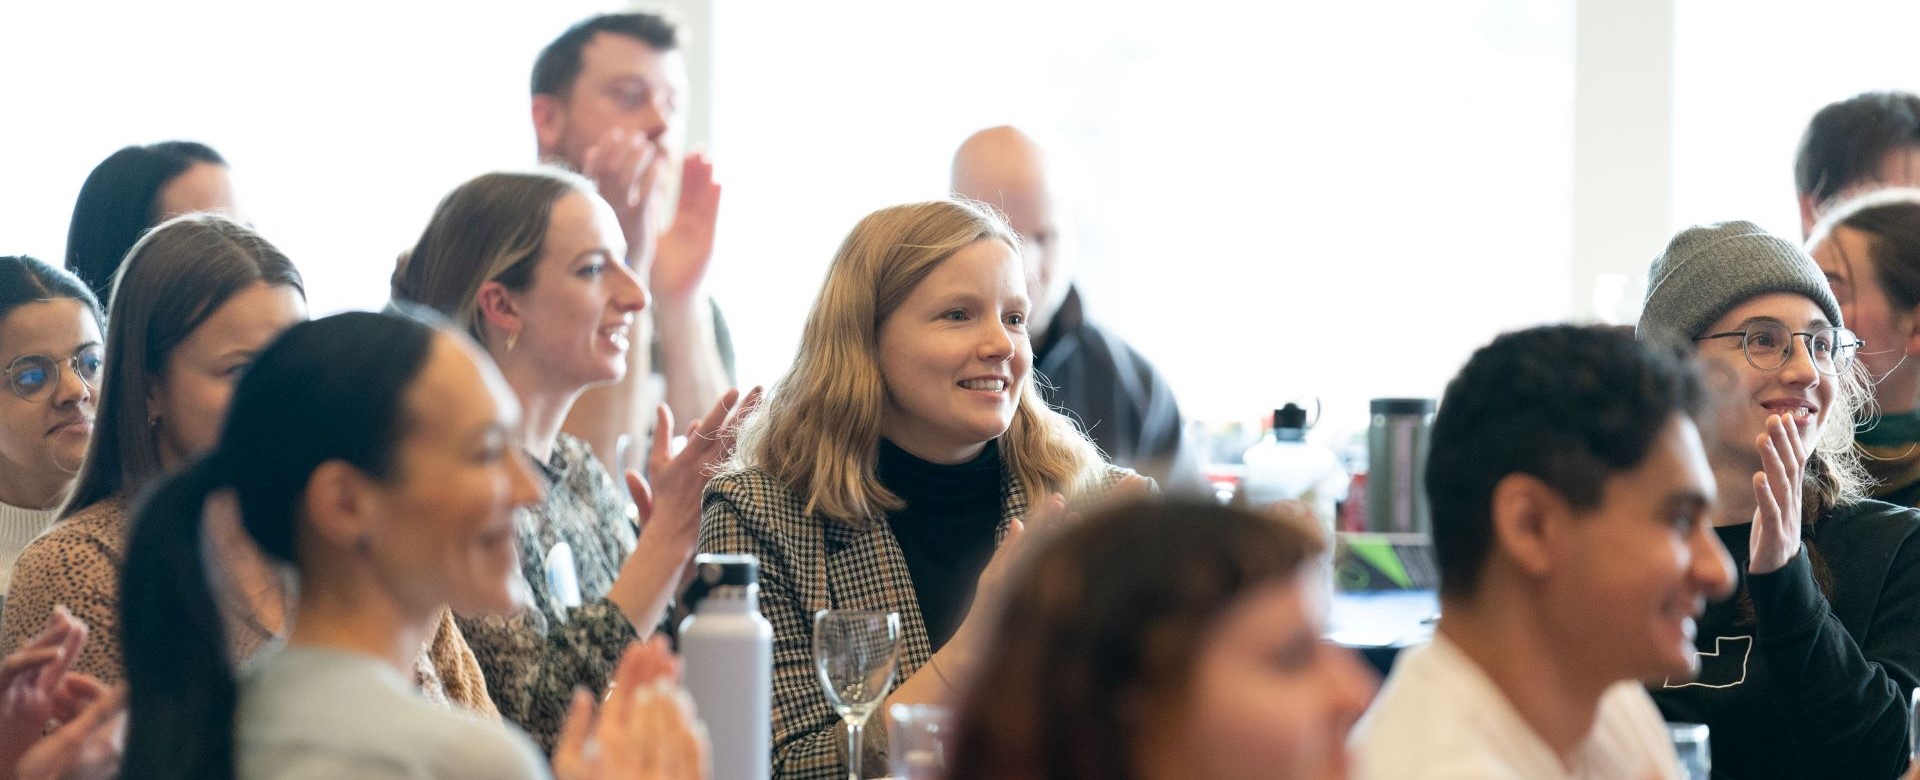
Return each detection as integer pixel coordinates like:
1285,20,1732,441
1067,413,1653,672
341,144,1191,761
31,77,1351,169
455,597,637,754
0,512,126,685
701,473,872,780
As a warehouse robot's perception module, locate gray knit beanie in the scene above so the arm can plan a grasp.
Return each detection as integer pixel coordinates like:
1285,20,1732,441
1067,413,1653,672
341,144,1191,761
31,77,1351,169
1637,220,1844,340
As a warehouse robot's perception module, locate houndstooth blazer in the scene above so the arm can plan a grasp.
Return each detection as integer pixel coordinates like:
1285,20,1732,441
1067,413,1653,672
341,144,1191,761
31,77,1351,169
699,460,1138,780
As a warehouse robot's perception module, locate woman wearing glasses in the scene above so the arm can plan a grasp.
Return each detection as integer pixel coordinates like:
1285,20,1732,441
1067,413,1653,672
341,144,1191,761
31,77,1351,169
1808,189,1920,508
1640,221,1920,780
0,216,496,719
0,257,101,614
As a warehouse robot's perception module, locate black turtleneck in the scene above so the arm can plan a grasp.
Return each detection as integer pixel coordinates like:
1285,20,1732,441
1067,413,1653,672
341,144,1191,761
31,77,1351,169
877,438,1003,651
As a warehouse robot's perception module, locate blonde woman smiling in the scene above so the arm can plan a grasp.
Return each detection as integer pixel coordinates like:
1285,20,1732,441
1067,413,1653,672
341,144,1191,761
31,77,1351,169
701,199,1142,779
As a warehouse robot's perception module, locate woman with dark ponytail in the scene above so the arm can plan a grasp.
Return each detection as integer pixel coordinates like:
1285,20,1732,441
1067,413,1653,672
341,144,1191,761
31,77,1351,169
1,214,496,721
121,311,707,779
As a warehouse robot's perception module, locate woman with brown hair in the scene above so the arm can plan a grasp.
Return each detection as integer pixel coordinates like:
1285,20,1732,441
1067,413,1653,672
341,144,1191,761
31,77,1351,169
392,168,752,751
1808,188,1920,506
700,199,1140,778
0,214,496,717
945,498,1374,780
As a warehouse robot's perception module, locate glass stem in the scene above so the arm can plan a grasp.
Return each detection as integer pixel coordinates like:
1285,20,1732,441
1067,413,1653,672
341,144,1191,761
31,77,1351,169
848,720,864,780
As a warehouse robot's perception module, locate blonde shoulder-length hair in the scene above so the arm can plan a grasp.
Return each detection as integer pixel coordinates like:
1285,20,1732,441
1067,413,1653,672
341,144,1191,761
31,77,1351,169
731,199,1107,526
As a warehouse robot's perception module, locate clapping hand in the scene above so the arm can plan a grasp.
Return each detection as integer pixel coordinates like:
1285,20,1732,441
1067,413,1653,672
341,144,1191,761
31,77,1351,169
647,153,720,303
579,127,668,264
624,386,763,553
552,636,709,780
1749,413,1808,575
1,607,123,780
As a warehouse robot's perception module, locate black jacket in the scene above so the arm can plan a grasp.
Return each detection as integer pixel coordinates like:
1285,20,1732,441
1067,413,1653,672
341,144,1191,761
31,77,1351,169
1652,500,1920,780
1033,287,1196,489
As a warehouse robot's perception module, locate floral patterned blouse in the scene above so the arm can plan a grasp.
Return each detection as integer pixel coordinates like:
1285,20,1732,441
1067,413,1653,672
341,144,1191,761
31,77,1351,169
456,434,640,753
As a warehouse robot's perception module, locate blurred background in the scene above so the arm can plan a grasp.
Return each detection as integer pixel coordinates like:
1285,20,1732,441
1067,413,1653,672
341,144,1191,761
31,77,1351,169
2,0,1916,439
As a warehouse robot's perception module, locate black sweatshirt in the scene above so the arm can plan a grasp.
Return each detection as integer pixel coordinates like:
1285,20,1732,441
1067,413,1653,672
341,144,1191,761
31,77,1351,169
876,438,1002,652
1651,500,1920,780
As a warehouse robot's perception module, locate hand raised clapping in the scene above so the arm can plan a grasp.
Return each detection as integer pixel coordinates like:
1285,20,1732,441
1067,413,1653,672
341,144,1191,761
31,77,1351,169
1748,413,1808,575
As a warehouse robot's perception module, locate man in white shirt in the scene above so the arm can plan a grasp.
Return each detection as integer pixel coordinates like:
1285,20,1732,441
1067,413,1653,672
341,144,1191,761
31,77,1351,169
1351,325,1737,779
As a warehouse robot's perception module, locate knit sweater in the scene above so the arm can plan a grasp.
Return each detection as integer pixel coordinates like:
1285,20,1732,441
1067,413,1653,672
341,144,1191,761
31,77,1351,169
877,439,1002,652
0,498,58,614
1650,500,1920,780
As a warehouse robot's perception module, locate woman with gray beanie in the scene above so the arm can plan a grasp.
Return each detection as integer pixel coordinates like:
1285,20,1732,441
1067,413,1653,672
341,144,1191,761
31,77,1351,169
1640,221,1920,780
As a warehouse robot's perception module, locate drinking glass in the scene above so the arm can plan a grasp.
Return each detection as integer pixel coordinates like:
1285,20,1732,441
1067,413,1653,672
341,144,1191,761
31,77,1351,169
1669,722,1710,780
1909,689,1920,764
814,609,901,780
888,703,950,779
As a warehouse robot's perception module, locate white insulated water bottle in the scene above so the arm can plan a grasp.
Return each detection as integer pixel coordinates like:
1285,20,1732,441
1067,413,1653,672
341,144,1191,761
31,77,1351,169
679,554,773,780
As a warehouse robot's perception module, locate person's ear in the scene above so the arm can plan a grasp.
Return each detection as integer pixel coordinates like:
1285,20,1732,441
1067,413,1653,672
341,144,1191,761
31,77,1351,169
532,94,567,159
1488,472,1567,581
302,460,380,552
475,281,523,353
1898,301,1920,359
145,382,164,429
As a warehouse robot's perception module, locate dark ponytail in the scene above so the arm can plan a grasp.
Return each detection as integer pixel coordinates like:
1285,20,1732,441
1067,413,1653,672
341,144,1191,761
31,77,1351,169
118,452,242,780
119,311,439,780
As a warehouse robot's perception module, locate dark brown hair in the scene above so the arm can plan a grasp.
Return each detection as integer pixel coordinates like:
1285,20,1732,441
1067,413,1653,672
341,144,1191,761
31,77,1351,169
63,214,303,517
389,169,586,346
1796,91,1920,208
944,498,1324,780
530,12,678,98
1819,189,1920,313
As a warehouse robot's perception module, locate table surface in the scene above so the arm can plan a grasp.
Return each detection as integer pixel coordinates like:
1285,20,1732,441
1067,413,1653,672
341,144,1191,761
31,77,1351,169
1327,589,1439,649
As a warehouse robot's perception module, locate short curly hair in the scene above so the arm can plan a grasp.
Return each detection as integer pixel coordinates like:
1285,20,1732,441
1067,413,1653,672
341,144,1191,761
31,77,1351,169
1426,324,1705,599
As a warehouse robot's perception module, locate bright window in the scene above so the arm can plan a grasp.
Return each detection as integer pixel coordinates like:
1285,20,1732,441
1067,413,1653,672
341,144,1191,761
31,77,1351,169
711,0,1574,437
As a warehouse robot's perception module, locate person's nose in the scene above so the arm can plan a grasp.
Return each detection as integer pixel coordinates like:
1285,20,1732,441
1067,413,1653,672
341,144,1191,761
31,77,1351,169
51,358,93,410
612,261,650,315
1779,334,1822,389
636,103,669,144
1692,520,1738,602
1326,643,1379,726
976,318,1016,363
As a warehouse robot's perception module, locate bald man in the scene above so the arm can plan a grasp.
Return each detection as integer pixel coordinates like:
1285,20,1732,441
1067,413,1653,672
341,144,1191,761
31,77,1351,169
952,126,1195,488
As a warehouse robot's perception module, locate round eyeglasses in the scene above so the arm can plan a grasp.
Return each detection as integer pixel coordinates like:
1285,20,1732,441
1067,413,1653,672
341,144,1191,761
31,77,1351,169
3,347,104,401
1693,322,1861,375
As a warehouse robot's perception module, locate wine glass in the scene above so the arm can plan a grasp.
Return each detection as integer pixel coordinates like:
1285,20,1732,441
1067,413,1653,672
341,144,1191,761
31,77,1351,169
814,609,901,780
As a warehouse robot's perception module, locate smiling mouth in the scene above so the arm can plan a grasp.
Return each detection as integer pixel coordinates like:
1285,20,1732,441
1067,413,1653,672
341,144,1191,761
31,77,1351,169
959,379,1008,392
1761,404,1816,421
600,324,630,350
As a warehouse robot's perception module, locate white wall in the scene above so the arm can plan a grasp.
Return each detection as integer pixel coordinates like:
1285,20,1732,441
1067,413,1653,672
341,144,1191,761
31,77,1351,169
5,0,1914,446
